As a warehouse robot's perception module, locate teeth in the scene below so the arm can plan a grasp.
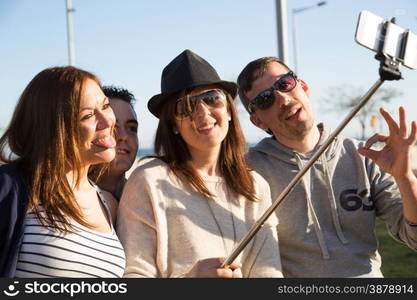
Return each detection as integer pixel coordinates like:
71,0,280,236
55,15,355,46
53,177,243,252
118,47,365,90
117,149,128,154
198,124,215,130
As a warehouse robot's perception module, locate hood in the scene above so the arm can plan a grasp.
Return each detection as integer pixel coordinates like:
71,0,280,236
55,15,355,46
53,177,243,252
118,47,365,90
250,123,340,165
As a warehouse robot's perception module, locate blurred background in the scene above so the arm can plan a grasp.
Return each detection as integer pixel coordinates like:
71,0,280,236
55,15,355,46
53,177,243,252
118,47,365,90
1,0,417,152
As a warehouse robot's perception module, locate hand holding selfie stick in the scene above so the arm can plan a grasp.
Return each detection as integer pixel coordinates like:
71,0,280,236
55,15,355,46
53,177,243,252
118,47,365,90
222,11,415,268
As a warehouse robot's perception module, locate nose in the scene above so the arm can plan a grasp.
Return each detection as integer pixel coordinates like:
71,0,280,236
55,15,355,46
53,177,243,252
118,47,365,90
274,90,291,108
115,124,128,142
194,99,211,117
97,110,115,130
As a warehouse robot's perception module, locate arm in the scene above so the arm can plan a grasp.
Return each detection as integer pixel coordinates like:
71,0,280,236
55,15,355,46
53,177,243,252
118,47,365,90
116,170,160,278
243,174,283,278
358,107,417,224
366,163,417,248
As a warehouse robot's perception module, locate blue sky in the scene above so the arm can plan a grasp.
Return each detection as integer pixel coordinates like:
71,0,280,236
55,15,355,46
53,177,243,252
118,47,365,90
1,0,417,150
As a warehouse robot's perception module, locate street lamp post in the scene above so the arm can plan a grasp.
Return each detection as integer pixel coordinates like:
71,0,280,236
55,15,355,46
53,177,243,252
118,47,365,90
276,0,290,65
65,0,76,66
292,1,326,75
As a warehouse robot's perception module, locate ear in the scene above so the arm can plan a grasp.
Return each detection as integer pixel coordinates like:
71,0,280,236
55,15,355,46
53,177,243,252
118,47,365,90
250,113,269,131
299,79,310,97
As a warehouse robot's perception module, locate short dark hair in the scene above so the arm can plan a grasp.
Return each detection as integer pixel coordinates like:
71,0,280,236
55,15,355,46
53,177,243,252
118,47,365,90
103,85,136,108
237,57,290,113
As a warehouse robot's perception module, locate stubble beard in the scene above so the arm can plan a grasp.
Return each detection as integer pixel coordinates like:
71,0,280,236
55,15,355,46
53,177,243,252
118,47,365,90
278,115,314,141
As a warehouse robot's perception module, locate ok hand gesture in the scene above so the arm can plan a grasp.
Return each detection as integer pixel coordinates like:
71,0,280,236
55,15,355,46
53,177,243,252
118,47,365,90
357,107,417,180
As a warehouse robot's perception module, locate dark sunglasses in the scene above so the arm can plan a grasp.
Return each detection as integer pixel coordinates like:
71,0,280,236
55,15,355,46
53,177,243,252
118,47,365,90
175,89,227,119
248,71,297,113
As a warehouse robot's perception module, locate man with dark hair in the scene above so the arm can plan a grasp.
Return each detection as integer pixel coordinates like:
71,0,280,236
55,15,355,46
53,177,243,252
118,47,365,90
237,56,417,277
94,86,139,201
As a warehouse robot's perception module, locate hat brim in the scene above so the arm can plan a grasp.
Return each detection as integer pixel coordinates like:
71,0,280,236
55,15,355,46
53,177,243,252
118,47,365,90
148,80,238,118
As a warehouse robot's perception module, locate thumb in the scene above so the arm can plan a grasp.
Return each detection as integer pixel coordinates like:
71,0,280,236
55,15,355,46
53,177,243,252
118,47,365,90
357,147,379,161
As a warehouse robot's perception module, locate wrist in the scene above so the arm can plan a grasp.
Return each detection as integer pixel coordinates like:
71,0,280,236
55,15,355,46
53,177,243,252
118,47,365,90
394,171,417,183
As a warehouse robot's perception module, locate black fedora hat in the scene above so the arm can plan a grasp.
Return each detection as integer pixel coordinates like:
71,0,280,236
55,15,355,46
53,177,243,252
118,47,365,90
148,49,238,118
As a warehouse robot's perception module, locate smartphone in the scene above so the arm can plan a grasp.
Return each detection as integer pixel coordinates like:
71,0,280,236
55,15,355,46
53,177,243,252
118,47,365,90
355,10,417,69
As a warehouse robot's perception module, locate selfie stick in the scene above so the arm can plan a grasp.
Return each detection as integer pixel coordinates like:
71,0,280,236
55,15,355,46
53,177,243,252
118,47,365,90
221,17,404,268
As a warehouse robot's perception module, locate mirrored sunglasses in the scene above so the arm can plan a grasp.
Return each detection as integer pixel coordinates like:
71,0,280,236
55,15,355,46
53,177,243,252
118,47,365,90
248,71,297,113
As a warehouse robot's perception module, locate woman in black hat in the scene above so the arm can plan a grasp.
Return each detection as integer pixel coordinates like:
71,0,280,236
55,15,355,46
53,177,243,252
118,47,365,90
117,50,283,278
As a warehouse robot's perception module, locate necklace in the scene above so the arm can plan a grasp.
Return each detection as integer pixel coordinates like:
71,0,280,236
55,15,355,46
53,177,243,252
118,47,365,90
205,184,237,257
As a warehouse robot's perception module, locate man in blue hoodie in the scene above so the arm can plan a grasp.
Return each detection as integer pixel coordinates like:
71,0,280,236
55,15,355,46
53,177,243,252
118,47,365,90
237,56,417,277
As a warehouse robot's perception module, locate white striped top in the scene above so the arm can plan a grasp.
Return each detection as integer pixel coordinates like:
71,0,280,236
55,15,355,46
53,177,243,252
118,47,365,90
15,190,125,278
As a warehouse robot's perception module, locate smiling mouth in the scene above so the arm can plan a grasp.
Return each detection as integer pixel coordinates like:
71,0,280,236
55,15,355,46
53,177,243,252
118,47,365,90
116,148,130,155
285,108,301,121
197,123,216,134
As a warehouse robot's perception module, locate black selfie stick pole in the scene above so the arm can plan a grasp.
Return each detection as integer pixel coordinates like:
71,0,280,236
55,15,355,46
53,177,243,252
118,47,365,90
221,31,402,269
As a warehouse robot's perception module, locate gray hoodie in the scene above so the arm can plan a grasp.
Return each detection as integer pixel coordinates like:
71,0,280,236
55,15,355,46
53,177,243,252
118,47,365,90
247,124,417,277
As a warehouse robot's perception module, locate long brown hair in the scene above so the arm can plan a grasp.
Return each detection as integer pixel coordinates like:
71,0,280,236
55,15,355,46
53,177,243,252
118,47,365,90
0,66,102,231
154,85,257,202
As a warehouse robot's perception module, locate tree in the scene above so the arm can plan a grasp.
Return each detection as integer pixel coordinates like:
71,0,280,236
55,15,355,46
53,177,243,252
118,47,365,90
322,85,402,140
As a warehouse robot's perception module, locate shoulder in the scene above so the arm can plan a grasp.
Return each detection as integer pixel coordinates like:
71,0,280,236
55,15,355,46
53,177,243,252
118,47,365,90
247,147,265,161
246,138,277,164
250,170,269,186
128,157,171,181
0,163,21,182
247,170,277,225
0,163,26,198
249,170,272,200
0,163,28,218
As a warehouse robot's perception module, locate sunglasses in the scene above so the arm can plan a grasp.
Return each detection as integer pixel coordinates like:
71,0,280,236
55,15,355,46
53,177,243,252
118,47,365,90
248,71,298,113
175,89,227,119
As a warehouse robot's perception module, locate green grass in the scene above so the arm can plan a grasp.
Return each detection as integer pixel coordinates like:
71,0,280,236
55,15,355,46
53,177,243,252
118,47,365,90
376,219,417,277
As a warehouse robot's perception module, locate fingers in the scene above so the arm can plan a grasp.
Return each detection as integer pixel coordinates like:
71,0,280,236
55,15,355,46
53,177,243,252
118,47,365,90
408,121,417,144
380,107,416,142
364,133,389,149
216,268,235,278
190,257,241,278
380,107,399,135
399,106,407,137
224,261,241,271
216,259,241,278
357,147,379,161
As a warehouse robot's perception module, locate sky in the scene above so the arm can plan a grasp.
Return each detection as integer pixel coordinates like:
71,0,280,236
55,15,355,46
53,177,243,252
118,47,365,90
1,0,417,152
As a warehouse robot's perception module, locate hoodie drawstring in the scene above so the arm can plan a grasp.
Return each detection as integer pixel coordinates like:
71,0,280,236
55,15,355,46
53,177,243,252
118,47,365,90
321,156,348,245
295,154,330,259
